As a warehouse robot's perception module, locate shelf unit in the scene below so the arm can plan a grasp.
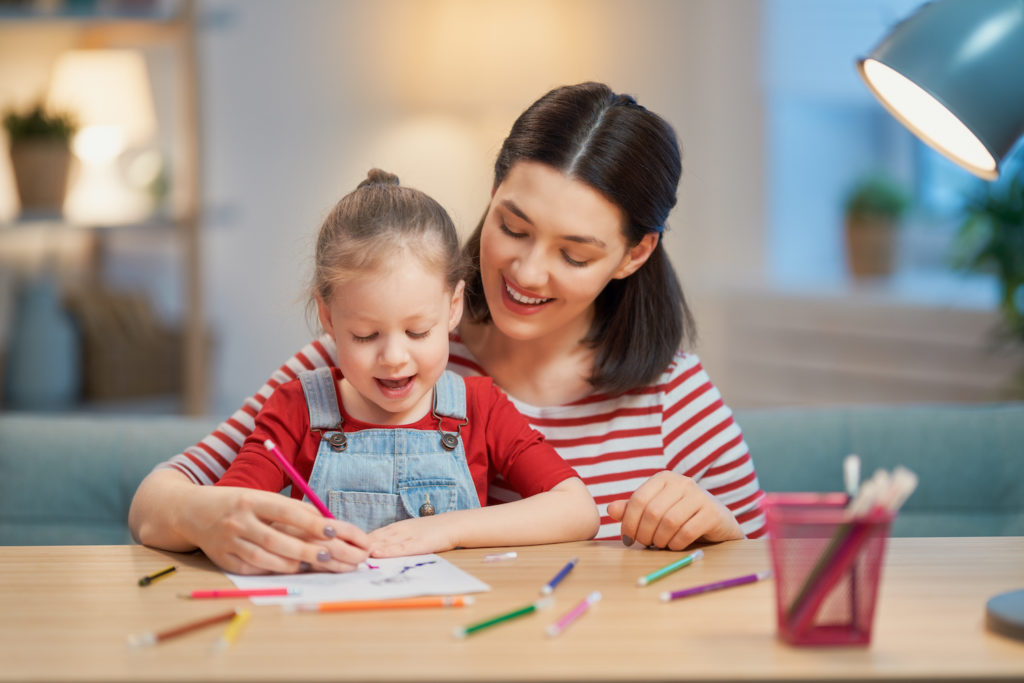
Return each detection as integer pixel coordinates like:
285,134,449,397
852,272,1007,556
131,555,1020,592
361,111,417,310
0,0,207,414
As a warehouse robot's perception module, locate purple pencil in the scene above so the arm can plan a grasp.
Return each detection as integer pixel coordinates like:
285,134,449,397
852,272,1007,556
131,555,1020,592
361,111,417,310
659,571,773,602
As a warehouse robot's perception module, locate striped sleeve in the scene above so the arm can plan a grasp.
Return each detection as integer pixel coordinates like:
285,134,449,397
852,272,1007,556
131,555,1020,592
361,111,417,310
660,353,766,538
158,335,337,484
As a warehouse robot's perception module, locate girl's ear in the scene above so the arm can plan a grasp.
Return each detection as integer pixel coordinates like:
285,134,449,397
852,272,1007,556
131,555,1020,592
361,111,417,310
448,280,466,332
612,232,659,280
316,295,336,340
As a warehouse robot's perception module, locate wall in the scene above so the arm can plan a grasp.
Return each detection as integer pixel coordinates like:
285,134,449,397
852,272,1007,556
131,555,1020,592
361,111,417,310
198,0,770,413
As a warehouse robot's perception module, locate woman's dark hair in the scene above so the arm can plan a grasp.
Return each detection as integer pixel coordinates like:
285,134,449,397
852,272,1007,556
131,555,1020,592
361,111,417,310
309,168,463,319
463,82,695,395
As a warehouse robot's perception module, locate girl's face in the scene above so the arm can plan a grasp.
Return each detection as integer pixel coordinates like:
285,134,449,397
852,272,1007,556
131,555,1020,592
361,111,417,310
478,160,657,342
317,252,464,425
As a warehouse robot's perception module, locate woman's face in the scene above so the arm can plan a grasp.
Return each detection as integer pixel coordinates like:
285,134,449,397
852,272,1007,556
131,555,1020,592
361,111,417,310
478,160,653,342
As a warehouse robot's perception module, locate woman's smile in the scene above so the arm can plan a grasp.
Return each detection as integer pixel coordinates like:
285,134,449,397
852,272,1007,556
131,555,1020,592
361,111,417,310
501,276,554,313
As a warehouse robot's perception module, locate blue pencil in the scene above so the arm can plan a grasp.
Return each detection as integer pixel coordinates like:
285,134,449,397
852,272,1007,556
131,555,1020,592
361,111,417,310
541,557,579,595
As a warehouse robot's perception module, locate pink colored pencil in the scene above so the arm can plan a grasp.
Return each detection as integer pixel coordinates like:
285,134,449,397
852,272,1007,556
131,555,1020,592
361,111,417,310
181,587,297,599
263,440,335,519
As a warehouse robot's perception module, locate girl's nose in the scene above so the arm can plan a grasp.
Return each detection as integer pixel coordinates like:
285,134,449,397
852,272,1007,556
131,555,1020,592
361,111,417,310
378,335,410,368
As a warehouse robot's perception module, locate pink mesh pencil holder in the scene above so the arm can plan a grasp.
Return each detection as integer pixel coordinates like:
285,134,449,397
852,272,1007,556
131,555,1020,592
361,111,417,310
764,493,894,646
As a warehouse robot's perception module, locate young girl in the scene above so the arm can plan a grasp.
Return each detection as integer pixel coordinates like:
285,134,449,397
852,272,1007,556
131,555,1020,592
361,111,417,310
214,169,598,564
130,83,764,575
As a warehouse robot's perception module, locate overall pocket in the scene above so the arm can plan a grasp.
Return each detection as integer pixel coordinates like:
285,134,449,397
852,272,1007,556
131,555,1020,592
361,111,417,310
328,490,406,533
398,479,457,519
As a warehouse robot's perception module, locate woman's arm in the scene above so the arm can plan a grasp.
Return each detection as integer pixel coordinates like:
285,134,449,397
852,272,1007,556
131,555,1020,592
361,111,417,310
130,468,370,574
366,477,599,557
606,353,764,550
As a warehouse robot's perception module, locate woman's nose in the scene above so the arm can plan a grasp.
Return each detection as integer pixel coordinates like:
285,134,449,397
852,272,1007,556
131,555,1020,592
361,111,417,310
512,245,549,290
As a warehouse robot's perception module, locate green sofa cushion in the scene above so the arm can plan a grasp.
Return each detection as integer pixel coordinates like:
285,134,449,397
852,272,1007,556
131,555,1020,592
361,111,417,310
737,403,1024,536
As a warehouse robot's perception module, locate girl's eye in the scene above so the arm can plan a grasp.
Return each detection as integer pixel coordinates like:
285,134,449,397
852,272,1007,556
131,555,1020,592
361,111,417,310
499,221,526,239
352,333,378,343
561,250,590,268
407,329,431,340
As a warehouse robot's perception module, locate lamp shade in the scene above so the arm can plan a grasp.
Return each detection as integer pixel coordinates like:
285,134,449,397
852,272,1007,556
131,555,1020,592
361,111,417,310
857,0,1024,180
46,49,157,155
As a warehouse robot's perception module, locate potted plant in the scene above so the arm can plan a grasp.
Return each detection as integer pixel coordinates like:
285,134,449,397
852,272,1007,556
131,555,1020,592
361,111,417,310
843,173,911,277
3,103,77,219
952,160,1024,389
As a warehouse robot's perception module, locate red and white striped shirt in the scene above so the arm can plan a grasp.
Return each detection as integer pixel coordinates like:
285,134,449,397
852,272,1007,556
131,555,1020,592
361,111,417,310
162,334,766,540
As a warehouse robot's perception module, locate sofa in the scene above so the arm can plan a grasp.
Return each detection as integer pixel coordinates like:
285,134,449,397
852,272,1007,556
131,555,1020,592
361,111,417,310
1,402,1022,545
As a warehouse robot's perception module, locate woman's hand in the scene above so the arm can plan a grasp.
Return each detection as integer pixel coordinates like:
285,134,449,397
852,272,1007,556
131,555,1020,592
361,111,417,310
130,469,371,575
606,471,743,550
366,516,456,558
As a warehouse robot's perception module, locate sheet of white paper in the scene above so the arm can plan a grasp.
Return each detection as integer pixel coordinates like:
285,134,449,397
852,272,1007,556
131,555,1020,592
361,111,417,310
225,553,490,606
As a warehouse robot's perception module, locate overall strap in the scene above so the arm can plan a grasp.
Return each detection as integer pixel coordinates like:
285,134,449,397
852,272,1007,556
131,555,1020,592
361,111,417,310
298,368,343,430
432,370,467,420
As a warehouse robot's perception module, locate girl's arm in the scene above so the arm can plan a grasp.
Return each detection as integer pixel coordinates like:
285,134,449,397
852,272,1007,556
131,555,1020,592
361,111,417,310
366,476,598,557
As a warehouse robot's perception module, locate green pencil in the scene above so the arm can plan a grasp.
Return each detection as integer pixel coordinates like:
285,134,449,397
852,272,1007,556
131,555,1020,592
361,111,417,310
637,549,704,586
453,598,553,638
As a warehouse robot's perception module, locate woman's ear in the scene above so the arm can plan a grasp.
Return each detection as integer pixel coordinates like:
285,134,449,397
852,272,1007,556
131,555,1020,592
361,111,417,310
448,280,466,332
316,295,336,340
612,232,659,280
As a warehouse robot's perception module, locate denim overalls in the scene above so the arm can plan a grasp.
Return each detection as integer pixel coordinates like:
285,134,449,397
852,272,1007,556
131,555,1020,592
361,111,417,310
298,368,480,533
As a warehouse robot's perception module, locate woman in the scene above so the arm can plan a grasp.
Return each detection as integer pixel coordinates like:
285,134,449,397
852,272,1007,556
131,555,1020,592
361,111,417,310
129,82,765,575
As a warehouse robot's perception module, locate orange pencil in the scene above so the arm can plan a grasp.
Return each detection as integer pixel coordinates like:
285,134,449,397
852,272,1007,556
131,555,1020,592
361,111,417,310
285,595,474,613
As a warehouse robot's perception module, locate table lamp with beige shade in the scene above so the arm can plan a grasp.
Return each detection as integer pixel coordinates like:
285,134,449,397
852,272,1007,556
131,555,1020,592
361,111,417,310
45,48,159,225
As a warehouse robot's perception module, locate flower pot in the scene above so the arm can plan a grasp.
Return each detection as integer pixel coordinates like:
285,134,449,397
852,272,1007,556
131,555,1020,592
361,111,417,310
845,214,898,277
8,140,72,219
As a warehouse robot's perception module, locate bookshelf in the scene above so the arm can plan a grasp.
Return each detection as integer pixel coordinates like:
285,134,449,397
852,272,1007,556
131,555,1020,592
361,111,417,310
0,0,206,414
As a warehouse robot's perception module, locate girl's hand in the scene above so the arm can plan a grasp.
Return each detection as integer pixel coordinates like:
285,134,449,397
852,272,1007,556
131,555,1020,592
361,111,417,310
606,471,743,550
367,516,457,558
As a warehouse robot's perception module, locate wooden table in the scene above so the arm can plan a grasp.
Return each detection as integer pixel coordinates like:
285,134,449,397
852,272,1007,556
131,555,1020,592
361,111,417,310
1,538,1022,682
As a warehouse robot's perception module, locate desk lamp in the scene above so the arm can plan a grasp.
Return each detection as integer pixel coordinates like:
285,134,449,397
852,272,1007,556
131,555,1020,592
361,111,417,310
857,0,1024,642
857,0,1024,180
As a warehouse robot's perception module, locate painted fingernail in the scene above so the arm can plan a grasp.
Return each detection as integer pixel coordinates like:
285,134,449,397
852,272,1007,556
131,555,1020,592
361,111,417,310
622,535,634,547
317,549,331,563
323,525,337,538
299,561,312,572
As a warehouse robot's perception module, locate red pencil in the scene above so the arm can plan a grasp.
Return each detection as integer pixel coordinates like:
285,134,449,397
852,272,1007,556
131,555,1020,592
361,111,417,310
180,587,297,599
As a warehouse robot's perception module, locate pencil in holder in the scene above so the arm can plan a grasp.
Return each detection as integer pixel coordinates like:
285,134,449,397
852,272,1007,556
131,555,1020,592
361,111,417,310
764,493,893,647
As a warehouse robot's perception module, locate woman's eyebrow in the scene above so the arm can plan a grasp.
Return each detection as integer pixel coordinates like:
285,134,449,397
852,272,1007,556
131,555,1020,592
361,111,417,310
499,199,607,248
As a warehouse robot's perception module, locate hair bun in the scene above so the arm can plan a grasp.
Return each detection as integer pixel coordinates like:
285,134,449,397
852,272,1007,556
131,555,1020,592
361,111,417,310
358,168,400,189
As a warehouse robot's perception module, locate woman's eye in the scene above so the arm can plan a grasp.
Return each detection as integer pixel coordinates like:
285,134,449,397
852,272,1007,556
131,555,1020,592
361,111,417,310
561,250,590,268
352,333,377,343
499,221,526,239
407,329,431,340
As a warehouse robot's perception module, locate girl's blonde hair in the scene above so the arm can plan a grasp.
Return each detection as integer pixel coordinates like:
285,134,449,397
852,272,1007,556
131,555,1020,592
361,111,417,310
310,169,464,313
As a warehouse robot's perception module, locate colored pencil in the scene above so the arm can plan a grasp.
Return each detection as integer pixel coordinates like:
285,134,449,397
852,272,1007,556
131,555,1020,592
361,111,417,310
546,590,602,637
263,439,335,519
660,571,772,602
541,556,578,595
483,551,518,562
453,598,553,638
637,549,704,586
286,595,474,613
180,587,297,599
138,565,176,586
127,608,239,647
213,609,251,651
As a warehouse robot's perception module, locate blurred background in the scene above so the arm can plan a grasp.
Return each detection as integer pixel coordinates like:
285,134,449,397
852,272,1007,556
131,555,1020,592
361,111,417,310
1,0,1022,417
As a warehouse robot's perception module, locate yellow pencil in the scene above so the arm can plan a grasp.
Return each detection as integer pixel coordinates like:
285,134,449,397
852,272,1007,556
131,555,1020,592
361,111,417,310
213,608,251,651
